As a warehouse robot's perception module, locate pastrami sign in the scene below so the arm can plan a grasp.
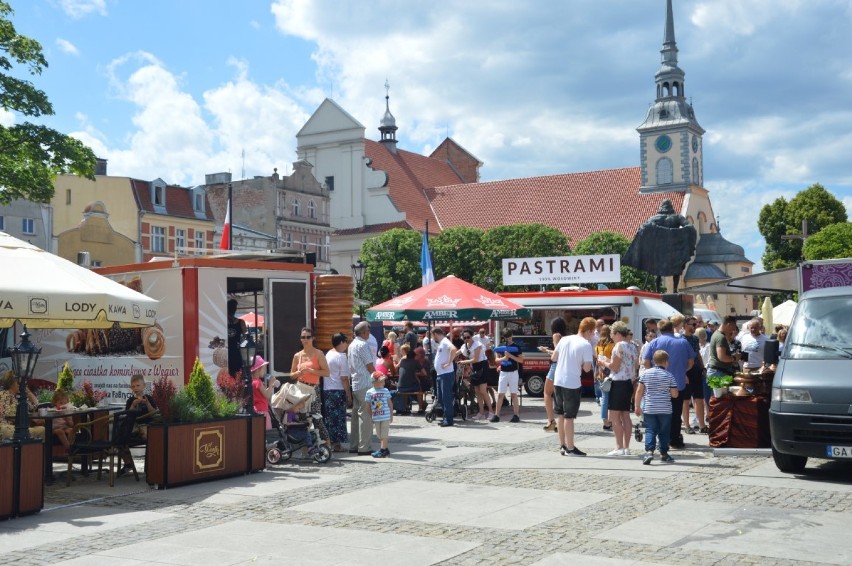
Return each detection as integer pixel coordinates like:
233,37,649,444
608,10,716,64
502,254,621,286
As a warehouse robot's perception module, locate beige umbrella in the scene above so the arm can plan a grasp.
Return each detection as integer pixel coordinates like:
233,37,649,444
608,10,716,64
0,231,158,329
761,296,773,333
772,299,798,326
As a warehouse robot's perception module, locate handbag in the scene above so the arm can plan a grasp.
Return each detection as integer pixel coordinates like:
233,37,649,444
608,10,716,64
600,375,613,392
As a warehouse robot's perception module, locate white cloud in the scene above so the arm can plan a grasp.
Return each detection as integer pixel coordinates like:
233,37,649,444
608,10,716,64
56,0,107,19
0,109,13,127
55,38,79,56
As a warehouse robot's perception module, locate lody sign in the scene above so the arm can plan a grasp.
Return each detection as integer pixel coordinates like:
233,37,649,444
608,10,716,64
502,254,621,286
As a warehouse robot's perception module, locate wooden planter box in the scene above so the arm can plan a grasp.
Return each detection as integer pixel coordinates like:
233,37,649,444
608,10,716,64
0,440,44,519
145,415,265,489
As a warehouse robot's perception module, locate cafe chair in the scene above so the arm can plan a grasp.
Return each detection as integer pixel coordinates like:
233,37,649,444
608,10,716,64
67,410,139,487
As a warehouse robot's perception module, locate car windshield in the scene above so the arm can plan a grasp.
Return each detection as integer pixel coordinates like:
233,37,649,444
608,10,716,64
785,296,852,360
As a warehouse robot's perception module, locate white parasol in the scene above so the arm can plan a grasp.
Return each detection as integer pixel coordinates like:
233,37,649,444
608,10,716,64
0,231,159,329
772,299,798,327
761,297,773,333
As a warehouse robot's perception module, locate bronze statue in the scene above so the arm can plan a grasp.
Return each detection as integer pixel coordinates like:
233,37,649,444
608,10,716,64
623,199,696,293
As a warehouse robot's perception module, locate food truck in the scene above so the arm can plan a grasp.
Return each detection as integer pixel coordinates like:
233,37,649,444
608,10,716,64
494,288,681,396
0,256,313,402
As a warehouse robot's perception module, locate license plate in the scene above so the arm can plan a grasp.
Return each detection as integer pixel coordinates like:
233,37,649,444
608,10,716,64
826,445,852,458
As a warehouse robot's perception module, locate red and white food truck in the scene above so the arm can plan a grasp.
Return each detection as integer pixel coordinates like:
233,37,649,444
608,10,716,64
494,288,681,396
0,257,313,403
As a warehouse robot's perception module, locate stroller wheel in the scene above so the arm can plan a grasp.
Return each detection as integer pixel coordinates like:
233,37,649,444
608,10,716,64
425,410,436,423
266,447,282,465
312,445,332,464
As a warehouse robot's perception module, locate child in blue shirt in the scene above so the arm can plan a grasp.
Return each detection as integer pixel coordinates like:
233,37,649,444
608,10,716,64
635,350,678,465
366,372,393,458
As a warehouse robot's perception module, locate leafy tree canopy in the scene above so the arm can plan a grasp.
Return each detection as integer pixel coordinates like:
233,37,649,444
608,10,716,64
431,226,484,283
359,228,422,305
803,222,852,261
0,1,95,204
573,231,653,290
758,183,847,270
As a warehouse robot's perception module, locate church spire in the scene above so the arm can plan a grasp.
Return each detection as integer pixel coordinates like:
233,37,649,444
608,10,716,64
378,79,398,153
637,0,705,194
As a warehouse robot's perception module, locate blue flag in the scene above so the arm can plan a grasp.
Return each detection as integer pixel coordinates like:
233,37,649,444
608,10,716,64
421,229,435,287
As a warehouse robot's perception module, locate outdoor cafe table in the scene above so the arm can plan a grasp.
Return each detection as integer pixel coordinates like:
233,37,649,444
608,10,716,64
36,405,122,483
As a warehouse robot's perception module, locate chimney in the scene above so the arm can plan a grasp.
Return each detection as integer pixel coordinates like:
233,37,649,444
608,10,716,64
95,158,107,176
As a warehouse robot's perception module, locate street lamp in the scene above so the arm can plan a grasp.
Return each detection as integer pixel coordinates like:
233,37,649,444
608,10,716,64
240,334,257,415
10,326,41,441
351,259,367,320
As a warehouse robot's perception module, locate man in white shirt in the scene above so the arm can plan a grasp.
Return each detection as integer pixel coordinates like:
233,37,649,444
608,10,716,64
431,327,459,427
552,317,596,456
740,317,768,370
348,322,376,454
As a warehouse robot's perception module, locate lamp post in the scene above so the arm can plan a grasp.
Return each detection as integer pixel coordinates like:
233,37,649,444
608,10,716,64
10,326,41,442
240,334,257,415
351,259,367,321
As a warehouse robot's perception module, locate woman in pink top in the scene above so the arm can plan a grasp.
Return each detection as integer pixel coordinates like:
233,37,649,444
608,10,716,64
290,327,331,448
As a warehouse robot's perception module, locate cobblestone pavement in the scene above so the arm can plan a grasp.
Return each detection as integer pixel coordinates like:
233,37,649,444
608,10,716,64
2,397,851,565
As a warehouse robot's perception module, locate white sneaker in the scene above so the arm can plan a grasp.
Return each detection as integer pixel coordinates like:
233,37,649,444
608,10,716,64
691,416,699,428
621,448,630,456
606,448,623,456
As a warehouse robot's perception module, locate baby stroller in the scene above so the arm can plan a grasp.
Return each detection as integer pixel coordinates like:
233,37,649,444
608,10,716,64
267,380,331,464
424,365,468,423
266,409,331,464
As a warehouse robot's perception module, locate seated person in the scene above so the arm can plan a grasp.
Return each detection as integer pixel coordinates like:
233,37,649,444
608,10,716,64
51,389,75,453
395,344,426,413
413,346,433,392
0,370,45,440
125,373,158,439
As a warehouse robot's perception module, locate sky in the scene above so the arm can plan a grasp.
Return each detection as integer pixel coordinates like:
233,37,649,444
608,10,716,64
5,0,852,272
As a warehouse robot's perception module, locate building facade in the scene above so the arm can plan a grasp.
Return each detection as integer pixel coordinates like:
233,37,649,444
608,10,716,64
0,199,51,250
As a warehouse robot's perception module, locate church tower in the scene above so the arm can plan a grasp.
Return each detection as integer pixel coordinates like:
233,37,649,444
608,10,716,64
638,0,704,193
378,80,398,154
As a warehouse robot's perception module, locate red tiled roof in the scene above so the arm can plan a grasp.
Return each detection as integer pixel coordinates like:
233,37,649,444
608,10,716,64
335,220,410,236
426,167,686,245
131,179,214,221
364,140,466,233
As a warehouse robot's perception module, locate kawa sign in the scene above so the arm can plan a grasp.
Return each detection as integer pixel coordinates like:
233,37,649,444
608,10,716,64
502,254,621,286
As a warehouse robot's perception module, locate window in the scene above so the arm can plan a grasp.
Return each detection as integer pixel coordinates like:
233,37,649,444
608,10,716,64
292,199,300,216
194,192,204,212
324,176,334,191
195,231,204,255
692,157,700,186
22,218,35,235
656,157,673,185
318,238,326,261
151,226,166,253
283,232,292,248
154,186,164,206
91,260,102,268
176,229,186,252
66,189,71,205
308,200,316,219
300,235,308,251
0,216,4,230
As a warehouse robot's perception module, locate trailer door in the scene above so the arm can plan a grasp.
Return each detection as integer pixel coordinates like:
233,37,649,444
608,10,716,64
268,278,310,375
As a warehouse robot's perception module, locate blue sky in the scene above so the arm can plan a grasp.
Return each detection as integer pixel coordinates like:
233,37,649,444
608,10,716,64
5,0,852,272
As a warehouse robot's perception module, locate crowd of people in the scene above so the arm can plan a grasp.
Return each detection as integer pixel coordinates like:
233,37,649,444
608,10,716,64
245,313,785,463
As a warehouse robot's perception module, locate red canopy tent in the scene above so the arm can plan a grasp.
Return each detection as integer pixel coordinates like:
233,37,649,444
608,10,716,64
239,311,264,328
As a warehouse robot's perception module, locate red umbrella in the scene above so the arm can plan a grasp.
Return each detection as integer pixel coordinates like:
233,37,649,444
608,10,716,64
366,275,531,322
239,311,264,328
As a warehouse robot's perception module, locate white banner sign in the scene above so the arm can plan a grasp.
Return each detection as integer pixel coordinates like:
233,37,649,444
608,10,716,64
502,254,621,286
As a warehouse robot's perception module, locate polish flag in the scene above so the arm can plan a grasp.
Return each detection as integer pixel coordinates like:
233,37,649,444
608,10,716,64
219,200,231,250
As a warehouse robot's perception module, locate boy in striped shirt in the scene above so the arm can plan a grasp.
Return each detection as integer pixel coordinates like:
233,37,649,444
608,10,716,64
635,350,679,465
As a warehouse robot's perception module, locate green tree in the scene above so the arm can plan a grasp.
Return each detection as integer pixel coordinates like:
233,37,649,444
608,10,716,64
474,224,571,292
573,231,652,289
185,357,216,418
359,228,422,305
758,184,847,270
803,222,852,260
0,2,96,204
431,226,484,283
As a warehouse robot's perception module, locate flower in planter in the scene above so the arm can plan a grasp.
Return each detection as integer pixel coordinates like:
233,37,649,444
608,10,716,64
216,368,245,403
151,375,177,422
155,358,241,423
35,387,56,404
707,375,734,389
69,380,108,407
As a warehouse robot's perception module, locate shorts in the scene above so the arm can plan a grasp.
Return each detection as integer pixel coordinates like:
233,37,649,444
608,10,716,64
497,370,520,395
373,420,390,440
546,361,556,381
684,370,705,399
607,380,633,411
553,386,581,419
470,360,488,386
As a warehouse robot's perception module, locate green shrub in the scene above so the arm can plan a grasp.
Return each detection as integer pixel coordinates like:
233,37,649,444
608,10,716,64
212,394,240,419
185,357,216,415
707,375,734,389
56,363,75,392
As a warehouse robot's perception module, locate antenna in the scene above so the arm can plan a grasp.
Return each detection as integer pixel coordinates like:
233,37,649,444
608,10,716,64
241,149,245,180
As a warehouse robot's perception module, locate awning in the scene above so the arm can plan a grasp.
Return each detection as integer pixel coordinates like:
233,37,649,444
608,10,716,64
681,267,798,295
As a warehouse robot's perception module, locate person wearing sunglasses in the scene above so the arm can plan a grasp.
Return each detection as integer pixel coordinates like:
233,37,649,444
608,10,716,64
291,327,332,450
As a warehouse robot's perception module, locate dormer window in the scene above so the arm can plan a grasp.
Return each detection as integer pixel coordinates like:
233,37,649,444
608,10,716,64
150,179,167,210
292,199,301,216
308,200,316,219
154,186,164,206
194,192,204,212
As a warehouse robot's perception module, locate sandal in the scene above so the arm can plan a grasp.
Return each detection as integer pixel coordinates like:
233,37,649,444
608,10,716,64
699,427,710,434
